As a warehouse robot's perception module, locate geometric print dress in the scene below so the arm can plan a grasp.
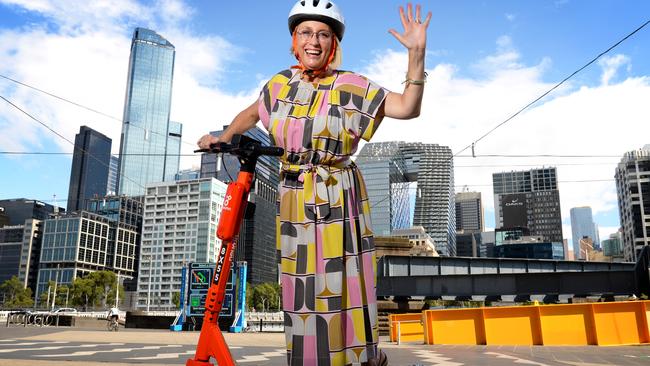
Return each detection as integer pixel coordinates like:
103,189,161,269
258,69,389,366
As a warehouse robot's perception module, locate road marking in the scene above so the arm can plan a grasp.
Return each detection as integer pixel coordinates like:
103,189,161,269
4,341,69,346
412,349,464,366
238,355,271,363
37,344,178,357
127,350,196,360
237,349,286,363
126,346,245,360
0,343,123,353
484,352,550,366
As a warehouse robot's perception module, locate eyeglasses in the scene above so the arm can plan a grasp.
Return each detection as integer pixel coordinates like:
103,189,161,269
296,30,333,41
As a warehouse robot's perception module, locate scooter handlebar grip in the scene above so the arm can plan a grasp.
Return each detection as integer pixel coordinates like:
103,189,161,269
252,145,284,156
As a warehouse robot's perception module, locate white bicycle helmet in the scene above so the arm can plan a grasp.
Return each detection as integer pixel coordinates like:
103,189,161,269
288,0,345,41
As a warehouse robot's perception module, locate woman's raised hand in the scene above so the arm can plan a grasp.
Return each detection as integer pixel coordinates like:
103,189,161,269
388,3,431,51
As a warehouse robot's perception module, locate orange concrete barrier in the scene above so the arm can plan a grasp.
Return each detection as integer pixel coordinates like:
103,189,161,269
416,300,650,346
388,313,423,343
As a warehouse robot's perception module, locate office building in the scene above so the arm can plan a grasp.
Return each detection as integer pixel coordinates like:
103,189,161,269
67,126,112,212
355,141,411,236
0,207,9,227
455,191,484,233
615,145,650,262
570,207,600,260
356,141,456,256
200,126,280,284
136,178,227,310
175,168,200,181
117,28,178,196
164,121,183,181
455,231,482,257
493,240,565,260
480,231,495,258
390,226,438,256
0,219,42,292
493,167,563,243
36,211,138,298
602,231,624,261
0,199,64,226
107,156,119,195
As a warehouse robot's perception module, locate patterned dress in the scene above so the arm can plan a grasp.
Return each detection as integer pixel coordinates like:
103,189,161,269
258,69,388,366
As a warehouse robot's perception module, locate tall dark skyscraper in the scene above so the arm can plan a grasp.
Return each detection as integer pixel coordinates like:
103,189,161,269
67,126,111,212
200,126,280,285
615,145,650,262
492,167,563,243
117,28,179,196
455,191,484,233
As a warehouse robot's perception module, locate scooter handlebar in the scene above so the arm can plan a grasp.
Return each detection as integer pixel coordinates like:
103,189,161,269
250,144,284,157
193,135,284,157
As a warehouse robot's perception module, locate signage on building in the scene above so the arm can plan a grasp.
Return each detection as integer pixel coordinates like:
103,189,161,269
502,193,528,228
187,262,234,317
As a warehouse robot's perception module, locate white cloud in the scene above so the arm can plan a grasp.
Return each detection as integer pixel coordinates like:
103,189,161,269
598,54,631,85
598,226,620,241
505,13,516,22
0,0,245,169
0,0,151,34
361,37,649,233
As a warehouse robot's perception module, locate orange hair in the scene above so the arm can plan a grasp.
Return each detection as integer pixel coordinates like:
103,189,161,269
291,30,338,78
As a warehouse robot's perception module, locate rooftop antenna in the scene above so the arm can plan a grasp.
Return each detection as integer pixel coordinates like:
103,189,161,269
52,194,59,215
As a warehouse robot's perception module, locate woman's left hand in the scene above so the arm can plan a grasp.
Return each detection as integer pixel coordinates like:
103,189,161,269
389,3,431,51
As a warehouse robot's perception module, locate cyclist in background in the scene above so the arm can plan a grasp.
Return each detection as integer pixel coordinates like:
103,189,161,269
107,306,119,331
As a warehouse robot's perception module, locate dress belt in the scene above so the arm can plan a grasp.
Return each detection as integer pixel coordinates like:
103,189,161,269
280,159,354,220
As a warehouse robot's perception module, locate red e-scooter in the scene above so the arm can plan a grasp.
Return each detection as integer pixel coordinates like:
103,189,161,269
187,134,284,366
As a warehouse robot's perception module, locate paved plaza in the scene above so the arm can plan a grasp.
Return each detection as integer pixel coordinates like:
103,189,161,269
0,326,649,365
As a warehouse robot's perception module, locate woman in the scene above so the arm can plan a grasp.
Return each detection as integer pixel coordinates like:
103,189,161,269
198,1,430,365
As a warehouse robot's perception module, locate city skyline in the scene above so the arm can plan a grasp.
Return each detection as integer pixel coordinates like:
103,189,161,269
2,1,650,247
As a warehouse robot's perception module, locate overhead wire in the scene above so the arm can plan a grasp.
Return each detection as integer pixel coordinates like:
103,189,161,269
0,73,199,149
368,19,649,209
0,93,149,197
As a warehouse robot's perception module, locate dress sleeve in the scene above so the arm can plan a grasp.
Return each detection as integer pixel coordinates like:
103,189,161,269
258,80,272,131
358,77,389,141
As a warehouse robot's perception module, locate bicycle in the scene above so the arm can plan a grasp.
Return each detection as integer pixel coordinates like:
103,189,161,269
107,317,119,331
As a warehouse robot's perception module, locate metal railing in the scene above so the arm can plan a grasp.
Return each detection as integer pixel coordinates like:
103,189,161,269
5,312,62,327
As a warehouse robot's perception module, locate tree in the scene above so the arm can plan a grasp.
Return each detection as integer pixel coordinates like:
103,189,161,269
172,292,181,309
87,271,116,308
251,282,281,312
245,282,253,311
0,276,34,308
38,280,56,309
71,277,97,311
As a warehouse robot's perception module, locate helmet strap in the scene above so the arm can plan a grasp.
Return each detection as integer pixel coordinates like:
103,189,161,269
291,31,338,79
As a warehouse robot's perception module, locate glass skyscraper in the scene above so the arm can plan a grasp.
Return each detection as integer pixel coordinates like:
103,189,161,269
67,126,111,212
107,155,119,195
355,141,411,236
356,141,456,256
117,28,178,196
570,206,599,260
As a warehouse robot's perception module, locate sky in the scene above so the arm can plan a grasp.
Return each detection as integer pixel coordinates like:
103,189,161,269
1,0,649,251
